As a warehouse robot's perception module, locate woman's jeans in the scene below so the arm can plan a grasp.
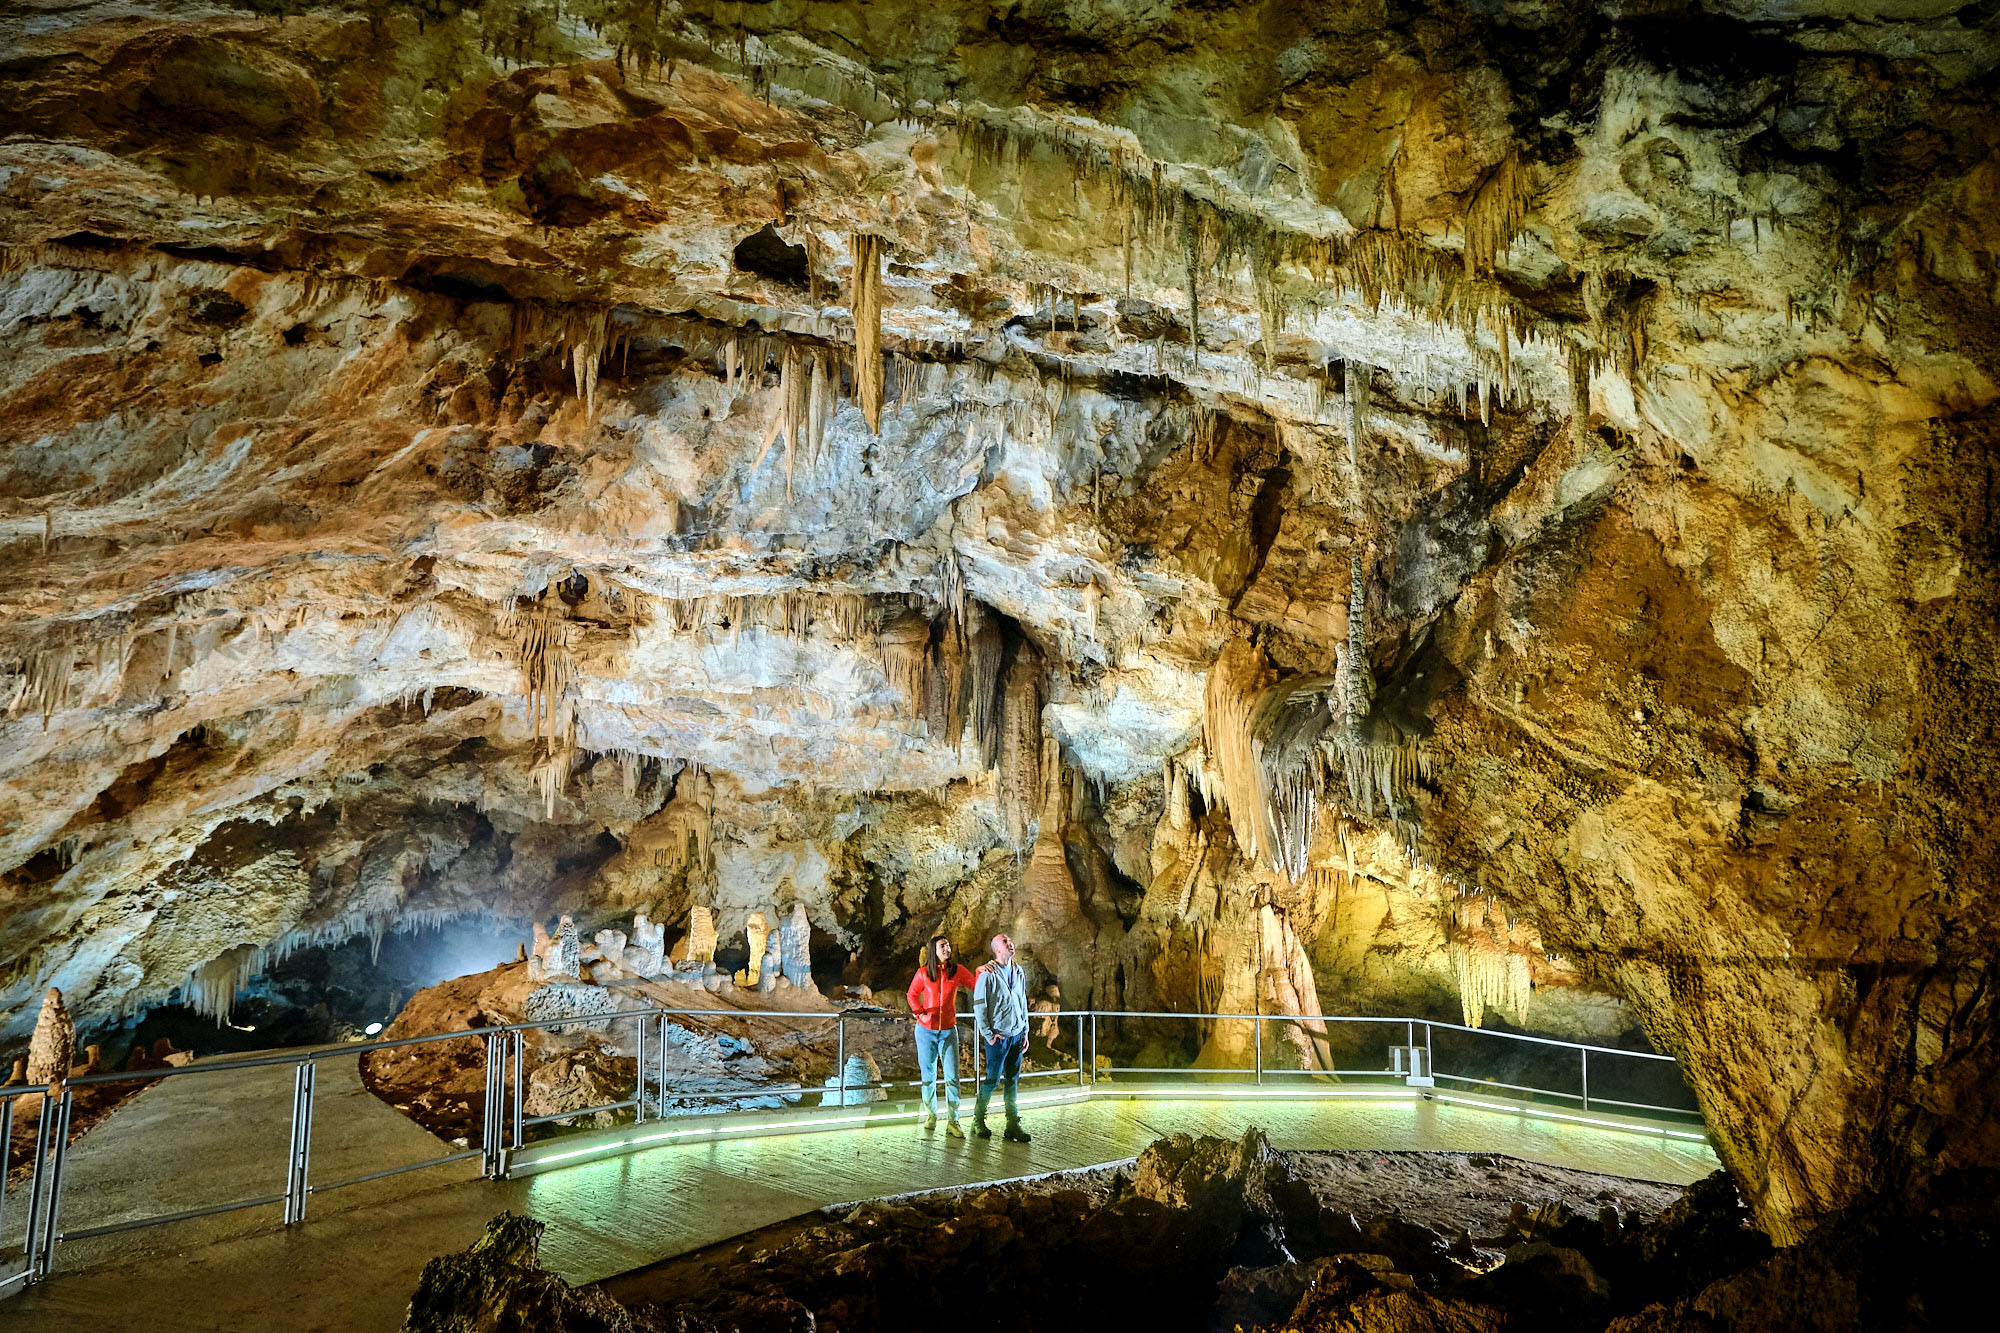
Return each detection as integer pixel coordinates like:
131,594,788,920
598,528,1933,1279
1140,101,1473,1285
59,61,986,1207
914,1023,961,1116
976,1031,1025,1126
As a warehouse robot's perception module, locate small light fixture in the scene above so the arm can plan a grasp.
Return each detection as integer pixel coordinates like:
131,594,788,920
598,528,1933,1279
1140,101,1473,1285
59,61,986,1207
364,1022,384,1036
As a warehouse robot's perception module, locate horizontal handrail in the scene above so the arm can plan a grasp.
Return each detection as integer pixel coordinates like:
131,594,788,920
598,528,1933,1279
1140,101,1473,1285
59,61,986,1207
6,1004,1675,1100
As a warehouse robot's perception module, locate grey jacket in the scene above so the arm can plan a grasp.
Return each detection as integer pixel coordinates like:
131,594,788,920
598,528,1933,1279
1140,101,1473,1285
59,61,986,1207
972,962,1029,1043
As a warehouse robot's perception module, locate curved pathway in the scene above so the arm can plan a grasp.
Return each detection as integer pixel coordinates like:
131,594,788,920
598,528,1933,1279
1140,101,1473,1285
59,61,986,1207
0,1050,1716,1332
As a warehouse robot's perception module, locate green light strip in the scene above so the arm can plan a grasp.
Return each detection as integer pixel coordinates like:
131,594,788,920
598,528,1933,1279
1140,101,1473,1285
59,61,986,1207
519,1081,1705,1169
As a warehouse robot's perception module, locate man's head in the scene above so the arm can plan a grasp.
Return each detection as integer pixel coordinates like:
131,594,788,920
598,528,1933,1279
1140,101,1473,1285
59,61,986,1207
990,933,1015,966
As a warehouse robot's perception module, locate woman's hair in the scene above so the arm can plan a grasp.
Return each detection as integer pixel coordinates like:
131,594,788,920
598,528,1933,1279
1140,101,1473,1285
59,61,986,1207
922,934,953,983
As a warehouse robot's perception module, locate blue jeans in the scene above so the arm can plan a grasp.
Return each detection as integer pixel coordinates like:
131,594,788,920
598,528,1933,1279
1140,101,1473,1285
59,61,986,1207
914,1024,961,1116
976,1031,1025,1125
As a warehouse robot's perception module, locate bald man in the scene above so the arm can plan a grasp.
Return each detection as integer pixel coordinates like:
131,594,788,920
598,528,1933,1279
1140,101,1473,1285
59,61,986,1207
971,933,1031,1142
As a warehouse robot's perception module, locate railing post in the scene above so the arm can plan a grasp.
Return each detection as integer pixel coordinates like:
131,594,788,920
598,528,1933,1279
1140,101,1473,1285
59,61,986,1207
633,1015,648,1126
653,1013,667,1118
1254,1015,1263,1085
20,1094,50,1282
1076,1014,1085,1090
32,1089,72,1280
0,1096,13,1249
481,1032,505,1178
1089,1013,1096,1085
510,1028,526,1151
835,1014,846,1107
1580,1048,1590,1112
284,1059,315,1224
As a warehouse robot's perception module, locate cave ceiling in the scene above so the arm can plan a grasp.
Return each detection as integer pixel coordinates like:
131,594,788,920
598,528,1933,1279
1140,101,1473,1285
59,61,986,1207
2,0,1998,1242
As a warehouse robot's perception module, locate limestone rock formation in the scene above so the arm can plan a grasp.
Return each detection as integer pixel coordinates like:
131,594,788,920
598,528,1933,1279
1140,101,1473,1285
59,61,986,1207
0,0,1994,1253
735,912,771,989
24,987,73,1090
628,914,666,978
672,909,718,971
775,902,813,991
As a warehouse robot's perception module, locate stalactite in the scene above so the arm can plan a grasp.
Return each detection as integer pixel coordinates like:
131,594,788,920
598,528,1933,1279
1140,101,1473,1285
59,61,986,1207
1569,343,1594,453
1204,637,1279,860
997,642,1044,850
850,232,885,433
1338,549,1375,741
1346,364,1372,472
531,741,578,820
964,604,1004,767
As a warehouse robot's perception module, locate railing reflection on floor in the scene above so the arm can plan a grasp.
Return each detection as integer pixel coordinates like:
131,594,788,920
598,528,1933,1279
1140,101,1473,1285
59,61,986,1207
0,1003,1702,1296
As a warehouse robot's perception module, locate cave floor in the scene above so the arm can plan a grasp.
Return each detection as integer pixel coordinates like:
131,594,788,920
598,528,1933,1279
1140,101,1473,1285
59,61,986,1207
0,1052,1717,1331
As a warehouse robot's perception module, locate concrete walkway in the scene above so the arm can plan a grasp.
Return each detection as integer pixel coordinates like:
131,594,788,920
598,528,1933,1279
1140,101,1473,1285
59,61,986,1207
0,1051,1717,1332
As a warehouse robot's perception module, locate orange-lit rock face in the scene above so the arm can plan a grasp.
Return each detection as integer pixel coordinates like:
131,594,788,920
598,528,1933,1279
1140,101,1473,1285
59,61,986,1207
2,2,1997,1241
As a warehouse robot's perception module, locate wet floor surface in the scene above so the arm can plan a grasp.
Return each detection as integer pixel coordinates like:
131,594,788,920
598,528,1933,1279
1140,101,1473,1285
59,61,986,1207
0,1054,1716,1332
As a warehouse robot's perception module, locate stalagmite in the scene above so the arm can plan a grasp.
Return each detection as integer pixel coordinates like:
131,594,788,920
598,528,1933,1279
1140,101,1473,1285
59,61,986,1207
674,907,718,968
737,912,771,987
1014,740,1090,1002
25,987,75,1090
551,915,582,982
1256,905,1330,1070
776,902,814,989
629,913,667,976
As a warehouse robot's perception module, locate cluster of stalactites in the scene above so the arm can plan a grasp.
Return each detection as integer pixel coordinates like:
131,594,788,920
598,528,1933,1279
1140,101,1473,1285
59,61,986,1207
1200,609,1429,886
171,907,468,1026
642,767,714,876
1447,896,1534,1029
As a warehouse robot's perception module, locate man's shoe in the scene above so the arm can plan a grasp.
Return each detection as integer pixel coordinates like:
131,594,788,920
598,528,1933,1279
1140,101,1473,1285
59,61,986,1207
945,1118,966,1139
1002,1123,1032,1143
971,1120,993,1139
921,1110,937,1132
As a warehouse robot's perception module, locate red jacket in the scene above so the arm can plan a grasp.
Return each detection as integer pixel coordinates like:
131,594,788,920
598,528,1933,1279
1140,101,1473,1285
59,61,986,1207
907,963,979,1031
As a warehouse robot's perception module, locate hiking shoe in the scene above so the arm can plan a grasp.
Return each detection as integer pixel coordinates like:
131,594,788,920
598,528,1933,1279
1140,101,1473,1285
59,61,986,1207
1002,1124,1032,1144
921,1111,936,1132
945,1118,966,1139
970,1120,993,1139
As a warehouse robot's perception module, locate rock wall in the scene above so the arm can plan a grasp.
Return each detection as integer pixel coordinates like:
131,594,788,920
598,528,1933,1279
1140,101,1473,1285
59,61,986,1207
1,1,1996,1241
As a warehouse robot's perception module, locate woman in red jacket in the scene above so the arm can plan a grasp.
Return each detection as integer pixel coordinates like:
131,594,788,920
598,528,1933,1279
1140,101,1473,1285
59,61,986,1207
906,934,979,1136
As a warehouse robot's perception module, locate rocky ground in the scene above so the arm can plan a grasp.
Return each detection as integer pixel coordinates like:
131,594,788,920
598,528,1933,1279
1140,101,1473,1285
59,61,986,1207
409,1129,1978,1332
361,958,904,1141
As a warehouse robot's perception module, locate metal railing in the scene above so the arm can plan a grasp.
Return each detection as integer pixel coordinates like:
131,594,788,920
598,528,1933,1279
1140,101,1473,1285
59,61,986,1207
0,1003,1701,1296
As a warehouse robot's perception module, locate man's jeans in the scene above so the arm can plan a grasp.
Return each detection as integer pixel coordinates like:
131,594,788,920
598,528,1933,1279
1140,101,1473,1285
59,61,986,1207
914,1023,961,1116
976,1031,1026,1126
